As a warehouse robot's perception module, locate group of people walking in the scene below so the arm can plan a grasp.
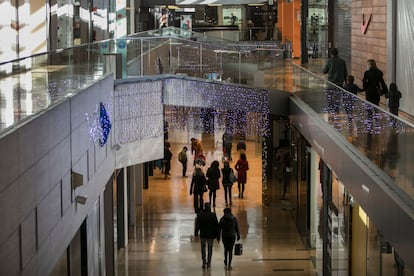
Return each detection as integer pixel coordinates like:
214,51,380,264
323,48,402,116
164,134,248,270
189,152,249,213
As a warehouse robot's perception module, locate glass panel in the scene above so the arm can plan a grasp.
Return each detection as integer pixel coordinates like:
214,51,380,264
0,27,283,135
291,63,414,206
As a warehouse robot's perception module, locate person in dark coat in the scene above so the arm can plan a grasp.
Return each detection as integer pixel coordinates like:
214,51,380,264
221,161,234,206
206,160,221,207
218,207,240,271
343,75,364,95
163,142,172,179
363,59,388,106
343,75,364,123
195,203,219,269
235,153,249,198
236,137,246,154
222,130,233,160
190,167,207,214
322,48,348,87
178,146,188,177
385,82,402,116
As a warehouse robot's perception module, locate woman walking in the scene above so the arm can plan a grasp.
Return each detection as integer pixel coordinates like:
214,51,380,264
221,161,234,206
190,167,207,214
362,59,387,106
218,207,240,271
235,153,249,198
206,160,221,207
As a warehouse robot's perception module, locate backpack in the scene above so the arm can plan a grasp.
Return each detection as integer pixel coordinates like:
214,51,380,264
178,151,186,162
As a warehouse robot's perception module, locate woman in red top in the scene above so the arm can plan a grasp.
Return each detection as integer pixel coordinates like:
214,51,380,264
235,153,249,198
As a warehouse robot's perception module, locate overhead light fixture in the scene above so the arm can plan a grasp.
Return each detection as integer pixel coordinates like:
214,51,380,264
248,3,265,6
75,195,87,205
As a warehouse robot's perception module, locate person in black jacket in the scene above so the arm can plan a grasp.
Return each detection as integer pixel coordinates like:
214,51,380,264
221,161,234,206
190,168,207,214
195,203,219,269
206,160,221,207
218,207,240,270
163,142,172,179
385,82,402,116
363,59,387,106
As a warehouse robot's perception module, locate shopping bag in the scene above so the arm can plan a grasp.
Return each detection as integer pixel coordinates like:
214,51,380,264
234,243,243,256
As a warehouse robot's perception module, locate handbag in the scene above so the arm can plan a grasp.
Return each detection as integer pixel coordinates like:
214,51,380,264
234,243,243,256
229,169,237,183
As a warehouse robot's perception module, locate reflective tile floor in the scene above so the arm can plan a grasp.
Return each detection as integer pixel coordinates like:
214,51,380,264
116,128,317,276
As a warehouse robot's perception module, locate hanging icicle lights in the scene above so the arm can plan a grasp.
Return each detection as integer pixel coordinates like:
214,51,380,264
113,77,270,146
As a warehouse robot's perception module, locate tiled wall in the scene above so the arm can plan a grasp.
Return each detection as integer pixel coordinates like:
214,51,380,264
351,0,388,86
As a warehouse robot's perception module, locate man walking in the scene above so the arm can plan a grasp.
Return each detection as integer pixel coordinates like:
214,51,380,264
322,48,348,87
195,203,219,269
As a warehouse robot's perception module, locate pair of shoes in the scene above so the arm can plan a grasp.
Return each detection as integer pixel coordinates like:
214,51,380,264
207,263,211,269
213,203,216,207
227,266,232,270
225,202,228,206
238,193,241,198
202,263,206,269
230,201,232,205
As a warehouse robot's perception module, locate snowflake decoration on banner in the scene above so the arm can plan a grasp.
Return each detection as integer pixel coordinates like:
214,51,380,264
85,102,112,147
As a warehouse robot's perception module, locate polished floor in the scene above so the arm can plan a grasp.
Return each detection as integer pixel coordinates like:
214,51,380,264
116,126,317,276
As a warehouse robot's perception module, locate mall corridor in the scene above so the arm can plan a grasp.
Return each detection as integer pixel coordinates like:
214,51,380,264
116,127,317,275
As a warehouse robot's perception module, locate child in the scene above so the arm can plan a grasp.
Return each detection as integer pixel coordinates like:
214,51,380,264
343,75,364,95
385,82,402,116
178,146,188,177
342,75,363,122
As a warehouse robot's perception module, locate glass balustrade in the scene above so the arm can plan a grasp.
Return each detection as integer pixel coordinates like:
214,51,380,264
292,63,414,206
0,27,283,134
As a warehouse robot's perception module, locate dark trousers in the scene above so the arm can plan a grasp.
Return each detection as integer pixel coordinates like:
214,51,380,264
193,193,204,213
209,189,217,206
201,238,214,265
222,236,236,266
180,160,187,176
164,160,171,176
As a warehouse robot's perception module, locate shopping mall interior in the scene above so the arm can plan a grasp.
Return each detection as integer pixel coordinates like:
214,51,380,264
0,0,413,276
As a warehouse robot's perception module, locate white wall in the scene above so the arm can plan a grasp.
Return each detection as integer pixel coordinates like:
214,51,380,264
0,75,115,275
